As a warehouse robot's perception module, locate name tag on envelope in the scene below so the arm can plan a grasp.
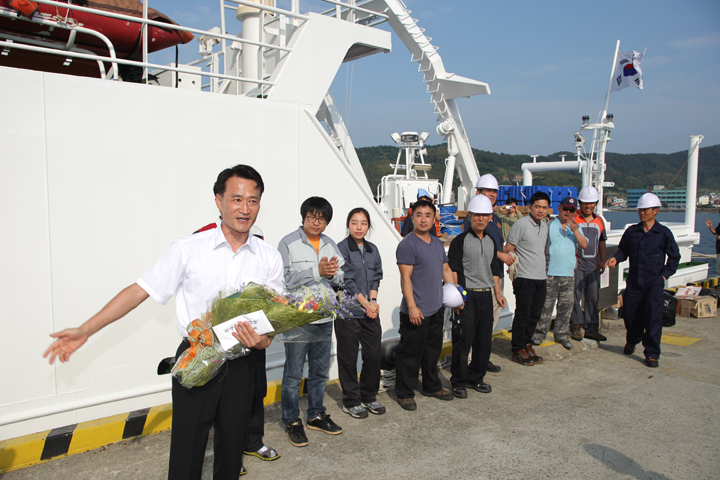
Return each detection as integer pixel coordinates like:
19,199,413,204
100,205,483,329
212,310,275,351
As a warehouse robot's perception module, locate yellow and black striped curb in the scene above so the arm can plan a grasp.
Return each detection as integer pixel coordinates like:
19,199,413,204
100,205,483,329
0,337,474,473
685,276,720,288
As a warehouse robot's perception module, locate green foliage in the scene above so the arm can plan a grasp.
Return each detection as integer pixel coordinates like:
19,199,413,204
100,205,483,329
356,144,720,195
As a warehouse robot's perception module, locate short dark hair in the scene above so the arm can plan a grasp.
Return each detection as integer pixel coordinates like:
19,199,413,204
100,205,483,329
529,192,551,205
346,207,371,230
214,165,265,197
413,199,436,215
301,196,333,224
506,197,519,205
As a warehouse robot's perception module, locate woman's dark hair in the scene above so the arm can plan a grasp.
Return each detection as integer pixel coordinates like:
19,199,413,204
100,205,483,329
301,196,333,224
214,165,265,197
346,207,371,230
529,192,551,205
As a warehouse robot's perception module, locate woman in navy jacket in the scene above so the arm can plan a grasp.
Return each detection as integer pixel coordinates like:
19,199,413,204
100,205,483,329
336,207,386,418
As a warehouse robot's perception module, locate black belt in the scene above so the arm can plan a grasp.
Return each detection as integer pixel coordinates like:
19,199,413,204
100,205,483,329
468,287,492,292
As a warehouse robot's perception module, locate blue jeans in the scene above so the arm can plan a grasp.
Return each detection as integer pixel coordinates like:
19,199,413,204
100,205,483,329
281,322,333,424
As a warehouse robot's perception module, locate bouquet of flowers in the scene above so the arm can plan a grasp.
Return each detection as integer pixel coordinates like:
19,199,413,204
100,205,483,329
171,283,354,388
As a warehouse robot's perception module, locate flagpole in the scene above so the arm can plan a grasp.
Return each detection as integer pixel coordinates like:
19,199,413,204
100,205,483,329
602,40,621,117
593,40,620,216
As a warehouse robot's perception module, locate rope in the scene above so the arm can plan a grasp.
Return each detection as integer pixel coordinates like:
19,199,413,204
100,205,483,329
658,142,699,201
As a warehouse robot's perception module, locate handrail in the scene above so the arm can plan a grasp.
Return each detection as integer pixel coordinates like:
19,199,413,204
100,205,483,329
30,0,292,53
0,40,275,86
0,7,119,79
320,0,389,20
225,0,310,20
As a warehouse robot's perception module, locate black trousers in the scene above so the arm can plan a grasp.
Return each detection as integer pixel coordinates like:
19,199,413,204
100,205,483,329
451,290,493,387
168,340,255,480
334,315,382,407
394,308,444,399
245,348,267,452
623,276,665,359
511,278,547,353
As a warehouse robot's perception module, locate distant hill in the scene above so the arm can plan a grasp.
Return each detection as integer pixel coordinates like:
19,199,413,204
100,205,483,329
356,144,720,197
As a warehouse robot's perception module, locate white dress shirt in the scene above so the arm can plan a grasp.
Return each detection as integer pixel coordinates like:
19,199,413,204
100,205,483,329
138,223,285,337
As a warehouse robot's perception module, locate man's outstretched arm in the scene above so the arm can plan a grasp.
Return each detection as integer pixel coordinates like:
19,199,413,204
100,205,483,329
44,283,149,364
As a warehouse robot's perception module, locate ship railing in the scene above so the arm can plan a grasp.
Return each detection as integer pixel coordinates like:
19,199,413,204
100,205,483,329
0,0,304,92
319,0,389,26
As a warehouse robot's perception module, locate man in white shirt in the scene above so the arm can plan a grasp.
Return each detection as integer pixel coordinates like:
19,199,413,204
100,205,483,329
43,165,283,480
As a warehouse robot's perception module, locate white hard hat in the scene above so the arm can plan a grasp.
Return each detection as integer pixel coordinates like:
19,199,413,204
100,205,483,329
467,194,494,214
475,174,499,190
637,193,662,209
578,186,600,203
442,283,465,309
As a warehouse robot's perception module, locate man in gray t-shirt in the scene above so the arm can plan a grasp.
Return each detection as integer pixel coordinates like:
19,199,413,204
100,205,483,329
395,200,456,411
505,192,550,366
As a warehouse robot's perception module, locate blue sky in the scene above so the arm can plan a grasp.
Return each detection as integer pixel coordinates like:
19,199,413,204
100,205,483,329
152,0,719,155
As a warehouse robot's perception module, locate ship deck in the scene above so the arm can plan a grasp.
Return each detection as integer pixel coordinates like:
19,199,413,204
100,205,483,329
3,313,719,480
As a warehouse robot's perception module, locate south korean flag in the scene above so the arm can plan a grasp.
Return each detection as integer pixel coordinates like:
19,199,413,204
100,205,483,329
611,50,644,92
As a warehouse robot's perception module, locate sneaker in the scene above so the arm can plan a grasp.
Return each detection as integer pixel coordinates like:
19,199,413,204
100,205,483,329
362,401,386,415
511,349,535,366
558,339,573,350
243,445,280,461
452,387,468,399
486,361,501,373
584,330,607,342
468,382,491,393
398,398,417,411
623,343,636,355
285,420,308,447
570,325,583,341
307,412,343,435
240,465,247,476
525,344,543,364
531,338,543,346
645,357,659,368
342,405,369,419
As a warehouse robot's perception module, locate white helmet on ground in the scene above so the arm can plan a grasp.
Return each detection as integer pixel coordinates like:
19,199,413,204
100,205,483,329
467,194,494,214
578,186,600,203
637,193,662,209
475,174,499,190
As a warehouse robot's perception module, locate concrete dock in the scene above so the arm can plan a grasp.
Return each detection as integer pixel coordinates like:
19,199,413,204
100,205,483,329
3,314,719,480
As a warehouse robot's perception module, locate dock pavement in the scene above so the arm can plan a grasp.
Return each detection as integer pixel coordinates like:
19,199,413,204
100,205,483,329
2,313,719,480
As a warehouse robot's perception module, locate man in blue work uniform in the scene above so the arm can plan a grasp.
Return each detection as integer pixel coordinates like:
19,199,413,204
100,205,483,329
606,193,680,368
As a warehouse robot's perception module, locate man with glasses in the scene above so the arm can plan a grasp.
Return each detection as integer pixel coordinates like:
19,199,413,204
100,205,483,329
278,197,344,447
570,186,609,342
532,197,587,349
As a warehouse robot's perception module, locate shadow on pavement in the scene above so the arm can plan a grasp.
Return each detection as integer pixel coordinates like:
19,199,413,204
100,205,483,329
584,443,674,480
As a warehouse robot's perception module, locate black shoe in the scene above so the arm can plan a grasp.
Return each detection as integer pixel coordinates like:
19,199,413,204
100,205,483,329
623,343,636,355
307,412,343,435
570,325,583,341
645,357,659,368
584,331,608,342
468,382,492,394
240,465,247,476
486,361,501,373
285,420,308,447
452,387,468,398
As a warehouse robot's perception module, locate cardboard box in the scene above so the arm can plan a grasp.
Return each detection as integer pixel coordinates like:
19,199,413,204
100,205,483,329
679,295,718,318
676,286,702,297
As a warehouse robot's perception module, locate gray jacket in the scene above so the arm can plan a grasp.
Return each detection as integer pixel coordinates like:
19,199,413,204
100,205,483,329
278,226,345,324
337,237,383,319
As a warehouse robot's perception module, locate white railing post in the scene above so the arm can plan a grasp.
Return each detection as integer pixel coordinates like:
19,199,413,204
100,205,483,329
142,0,148,83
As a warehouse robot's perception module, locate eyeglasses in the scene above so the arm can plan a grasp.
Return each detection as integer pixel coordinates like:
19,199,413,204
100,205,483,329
306,215,327,225
561,206,576,213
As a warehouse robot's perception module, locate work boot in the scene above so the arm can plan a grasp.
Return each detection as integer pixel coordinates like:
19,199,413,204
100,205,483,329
570,325,583,341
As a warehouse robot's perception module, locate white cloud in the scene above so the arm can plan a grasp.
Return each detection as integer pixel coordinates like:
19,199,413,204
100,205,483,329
668,32,720,49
